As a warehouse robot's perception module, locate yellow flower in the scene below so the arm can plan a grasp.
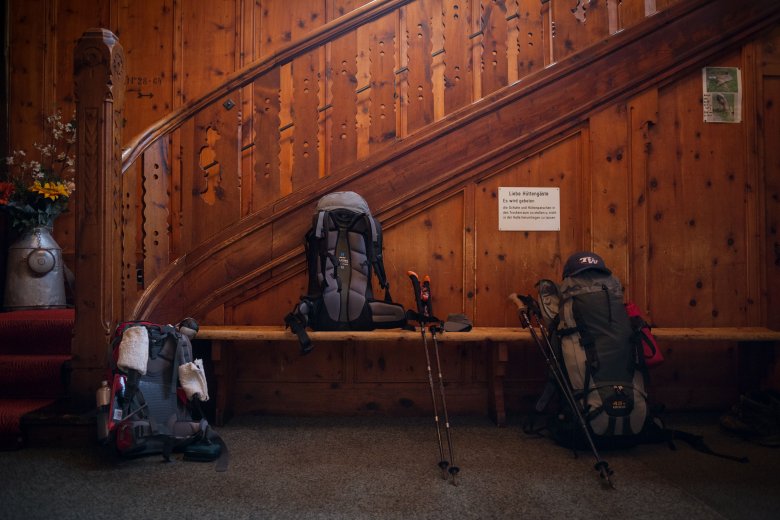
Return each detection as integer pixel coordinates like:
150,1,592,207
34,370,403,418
29,180,71,201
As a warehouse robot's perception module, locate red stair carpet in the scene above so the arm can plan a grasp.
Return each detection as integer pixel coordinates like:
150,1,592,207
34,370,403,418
0,308,74,450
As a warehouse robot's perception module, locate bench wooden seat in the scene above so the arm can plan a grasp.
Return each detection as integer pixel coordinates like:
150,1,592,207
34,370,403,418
197,325,780,426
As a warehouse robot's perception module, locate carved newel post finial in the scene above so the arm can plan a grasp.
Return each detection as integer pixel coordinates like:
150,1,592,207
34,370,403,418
70,28,126,399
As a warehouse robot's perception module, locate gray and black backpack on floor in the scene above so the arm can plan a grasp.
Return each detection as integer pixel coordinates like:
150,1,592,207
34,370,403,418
530,251,655,450
99,319,229,471
285,192,407,353
528,252,748,462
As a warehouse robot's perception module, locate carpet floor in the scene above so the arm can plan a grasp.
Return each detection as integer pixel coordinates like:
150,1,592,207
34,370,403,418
1,411,778,520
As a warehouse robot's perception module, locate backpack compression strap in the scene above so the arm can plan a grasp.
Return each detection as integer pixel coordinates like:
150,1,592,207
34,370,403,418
284,300,314,355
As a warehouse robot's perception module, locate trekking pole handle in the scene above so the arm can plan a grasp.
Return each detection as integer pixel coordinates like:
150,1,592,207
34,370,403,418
509,293,537,313
508,293,538,329
422,275,432,318
508,293,527,327
408,271,425,317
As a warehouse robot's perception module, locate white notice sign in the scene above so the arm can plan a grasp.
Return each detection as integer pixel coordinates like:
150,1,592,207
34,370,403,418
499,187,560,231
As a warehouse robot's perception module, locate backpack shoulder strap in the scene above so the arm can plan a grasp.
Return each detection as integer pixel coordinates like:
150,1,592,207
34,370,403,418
363,214,394,301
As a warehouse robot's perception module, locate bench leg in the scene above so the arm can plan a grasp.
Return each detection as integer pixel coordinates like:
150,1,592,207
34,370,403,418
211,340,234,427
488,341,508,427
737,341,777,395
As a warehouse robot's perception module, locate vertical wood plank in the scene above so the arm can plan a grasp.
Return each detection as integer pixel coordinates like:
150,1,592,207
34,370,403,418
189,106,242,247
590,103,631,290
121,161,141,312
142,138,171,284
741,41,763,325
406,0,435,133
474,134,584,326
356,22,372,158
252,69,283,209
383,194,467,317
540,0,553,67
290,1,326,189
115,0,175,140
762,69,780,329
479,0,509,98
550,0,609,64
368,12,398,152
617,0,650,31
647,57,751,327
240,0,260,217
178,119,196,254
628,88,658,315
442,0,475,116
430,0,446,121
463,184,478,321
291,51,323,189
327,0,361,176
7,1,49,154
180,1,239,103
279,64,295,195
513,0,545,81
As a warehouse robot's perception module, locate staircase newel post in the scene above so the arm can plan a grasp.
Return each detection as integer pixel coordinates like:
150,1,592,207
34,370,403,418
71,29,126,400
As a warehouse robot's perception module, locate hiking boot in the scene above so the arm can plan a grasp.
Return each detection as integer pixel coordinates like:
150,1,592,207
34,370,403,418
719,390,780,447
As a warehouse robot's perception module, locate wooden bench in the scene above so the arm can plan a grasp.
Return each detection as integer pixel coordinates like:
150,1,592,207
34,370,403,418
197,325,780,427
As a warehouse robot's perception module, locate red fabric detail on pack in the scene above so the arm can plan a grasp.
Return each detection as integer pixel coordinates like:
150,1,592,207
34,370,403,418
625,302,664,368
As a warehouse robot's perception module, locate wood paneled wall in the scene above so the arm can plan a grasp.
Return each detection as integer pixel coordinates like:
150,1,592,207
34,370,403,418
6,1,780,414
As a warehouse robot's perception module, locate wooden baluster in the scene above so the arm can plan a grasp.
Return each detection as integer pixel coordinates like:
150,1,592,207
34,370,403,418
121,159,140,313
327,4,359,177
443,0,475,116
368,13,398,152
252,69,282,209
406,0,435,133
142,138,171,286
479,0,509,98
516,0,545,78
291,51,323,189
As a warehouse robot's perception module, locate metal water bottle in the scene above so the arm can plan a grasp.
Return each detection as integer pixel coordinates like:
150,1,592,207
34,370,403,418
96,380,111,442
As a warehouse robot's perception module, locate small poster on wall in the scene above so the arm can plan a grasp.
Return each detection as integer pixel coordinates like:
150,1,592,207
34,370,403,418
702,67,742,123
498,187,560,231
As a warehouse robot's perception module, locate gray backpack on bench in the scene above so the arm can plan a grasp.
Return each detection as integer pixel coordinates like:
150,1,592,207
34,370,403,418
285,191,407,352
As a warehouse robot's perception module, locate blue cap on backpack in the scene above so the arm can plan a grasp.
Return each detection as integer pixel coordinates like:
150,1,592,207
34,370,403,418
562,251,612,279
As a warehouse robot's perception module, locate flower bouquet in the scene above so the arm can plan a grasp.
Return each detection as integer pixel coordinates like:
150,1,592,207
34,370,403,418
0,111,76,233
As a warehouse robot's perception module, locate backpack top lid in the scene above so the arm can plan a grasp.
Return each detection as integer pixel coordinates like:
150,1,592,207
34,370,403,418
315,191,371,215
562,251,612,279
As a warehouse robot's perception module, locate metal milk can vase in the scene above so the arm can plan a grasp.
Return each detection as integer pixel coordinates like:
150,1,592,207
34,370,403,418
4,226,66,310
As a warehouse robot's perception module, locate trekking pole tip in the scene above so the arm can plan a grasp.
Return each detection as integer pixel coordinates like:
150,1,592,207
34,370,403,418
449,465,460,485
438,460,450,479
594,461,615,489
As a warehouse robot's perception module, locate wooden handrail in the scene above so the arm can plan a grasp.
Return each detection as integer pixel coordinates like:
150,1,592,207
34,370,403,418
120,0,413,172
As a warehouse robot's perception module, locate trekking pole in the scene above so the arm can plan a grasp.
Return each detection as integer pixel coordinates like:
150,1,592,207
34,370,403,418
424,275,459,485
508,293,615,489
408,271,449,480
